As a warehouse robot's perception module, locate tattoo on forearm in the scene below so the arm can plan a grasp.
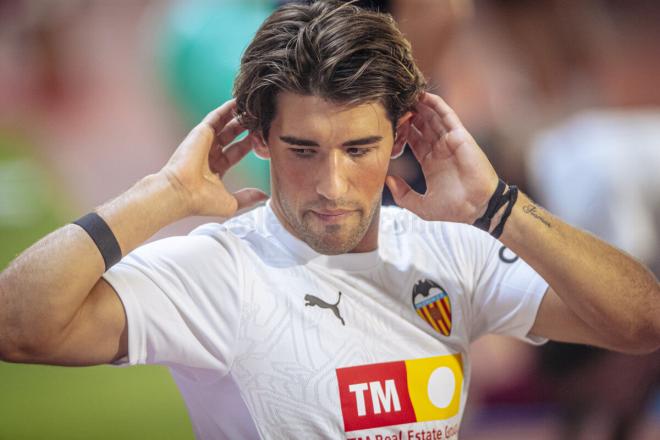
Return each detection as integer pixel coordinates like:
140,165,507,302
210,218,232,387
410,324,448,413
522,204,551,227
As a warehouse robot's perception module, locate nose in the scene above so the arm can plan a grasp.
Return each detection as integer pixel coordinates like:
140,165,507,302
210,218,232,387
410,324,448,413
316,150,349,201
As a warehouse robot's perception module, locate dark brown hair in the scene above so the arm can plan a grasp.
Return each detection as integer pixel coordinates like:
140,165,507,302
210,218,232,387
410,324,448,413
233,0,426,139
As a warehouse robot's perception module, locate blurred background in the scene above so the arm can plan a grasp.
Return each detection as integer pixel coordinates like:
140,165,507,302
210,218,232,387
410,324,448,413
0,0,658,439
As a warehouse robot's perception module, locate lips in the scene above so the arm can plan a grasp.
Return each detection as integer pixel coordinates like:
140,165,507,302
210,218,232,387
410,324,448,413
309,209,355,223
313,209,352,216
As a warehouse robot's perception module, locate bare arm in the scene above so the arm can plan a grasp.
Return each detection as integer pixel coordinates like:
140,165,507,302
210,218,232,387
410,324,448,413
0,100,266,365
468,191,659,354
387,92,660,354
503,194,660,354
0,175,187,365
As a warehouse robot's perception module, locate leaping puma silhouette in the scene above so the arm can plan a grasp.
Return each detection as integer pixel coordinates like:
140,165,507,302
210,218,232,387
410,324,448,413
304,291,345,326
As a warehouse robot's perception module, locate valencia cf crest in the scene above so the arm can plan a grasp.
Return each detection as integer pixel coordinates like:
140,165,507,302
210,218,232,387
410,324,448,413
412,279,452,336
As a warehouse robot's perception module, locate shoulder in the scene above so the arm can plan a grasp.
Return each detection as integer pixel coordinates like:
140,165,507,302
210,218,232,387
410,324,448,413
190,205,268,241
187,205,278,262
379,206,503,285
380,205,493,246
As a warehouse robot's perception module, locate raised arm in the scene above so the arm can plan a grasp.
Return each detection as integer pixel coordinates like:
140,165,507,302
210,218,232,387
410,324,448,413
497,192,659,354
0,100,266,365
386,92,660,354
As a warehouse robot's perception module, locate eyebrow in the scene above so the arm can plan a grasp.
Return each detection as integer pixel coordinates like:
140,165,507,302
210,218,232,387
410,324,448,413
279,135,383,147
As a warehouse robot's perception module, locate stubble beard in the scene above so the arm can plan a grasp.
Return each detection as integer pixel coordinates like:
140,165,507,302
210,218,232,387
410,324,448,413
277,192,381,255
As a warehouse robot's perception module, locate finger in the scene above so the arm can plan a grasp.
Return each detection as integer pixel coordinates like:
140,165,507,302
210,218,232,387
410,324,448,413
419,93,463,132
216,117,246,147
415,103,447,138
233,188,269,211
444,127,473,153
386,175,423,212
201,99,237,133
222,135,255,167
175,123,216,159
209,136,254,176
406,124,432,162
411,106,441,145
419,92,453,117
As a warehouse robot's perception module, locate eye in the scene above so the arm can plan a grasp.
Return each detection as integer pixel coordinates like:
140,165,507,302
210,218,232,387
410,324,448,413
290,148,316,158
346,147,373,158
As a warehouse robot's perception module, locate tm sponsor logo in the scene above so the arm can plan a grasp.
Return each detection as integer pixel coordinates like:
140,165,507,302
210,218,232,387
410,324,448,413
336,354,463,432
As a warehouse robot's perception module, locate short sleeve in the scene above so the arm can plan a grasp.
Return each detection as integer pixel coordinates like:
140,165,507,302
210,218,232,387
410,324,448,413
445,225,549,345
102,230,243,374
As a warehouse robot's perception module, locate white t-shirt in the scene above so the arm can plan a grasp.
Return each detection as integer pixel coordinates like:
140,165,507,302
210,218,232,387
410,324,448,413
103,201,548,440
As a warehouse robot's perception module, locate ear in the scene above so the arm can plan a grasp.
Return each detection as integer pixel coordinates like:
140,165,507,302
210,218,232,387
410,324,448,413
392,111,413,159
252,131,271,160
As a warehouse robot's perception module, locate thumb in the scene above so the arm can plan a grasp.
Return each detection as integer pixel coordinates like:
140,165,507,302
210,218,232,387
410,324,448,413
233,188,269,211
386,175,423,211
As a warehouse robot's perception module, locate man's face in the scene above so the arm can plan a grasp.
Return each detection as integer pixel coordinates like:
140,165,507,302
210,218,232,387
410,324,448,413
257,92,401,255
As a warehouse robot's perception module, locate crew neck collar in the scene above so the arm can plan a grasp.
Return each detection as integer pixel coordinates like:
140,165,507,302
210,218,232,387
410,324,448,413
264,199,383,272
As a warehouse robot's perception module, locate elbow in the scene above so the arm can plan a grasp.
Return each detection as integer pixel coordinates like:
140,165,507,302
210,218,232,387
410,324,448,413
629,298,660,354
638,327,660,355
0,349,25,364
614,323,660,355
0,339,32,364
0,324,53,364
0,284,54,364
617,342,659,355
0,318,29,364
0,284,22,362
0,322,37,363
0,337,53,364
0,314,71,364
613,268,660,355
631,281,660,354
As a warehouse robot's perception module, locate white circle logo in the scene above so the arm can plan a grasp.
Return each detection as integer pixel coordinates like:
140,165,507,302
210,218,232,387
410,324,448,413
427,367,455,408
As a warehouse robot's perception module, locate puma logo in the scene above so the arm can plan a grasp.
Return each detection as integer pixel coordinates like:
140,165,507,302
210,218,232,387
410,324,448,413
304,291,345,326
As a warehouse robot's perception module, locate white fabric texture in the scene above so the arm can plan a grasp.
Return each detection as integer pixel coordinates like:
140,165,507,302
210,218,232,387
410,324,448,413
103,201,548,439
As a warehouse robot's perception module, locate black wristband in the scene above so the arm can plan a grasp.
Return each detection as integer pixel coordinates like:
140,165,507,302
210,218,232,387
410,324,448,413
491,185,519,239
73,212,122,271
473,179,506,232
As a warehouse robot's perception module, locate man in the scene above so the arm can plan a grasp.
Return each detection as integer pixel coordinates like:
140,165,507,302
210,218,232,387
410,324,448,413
0,1,658,439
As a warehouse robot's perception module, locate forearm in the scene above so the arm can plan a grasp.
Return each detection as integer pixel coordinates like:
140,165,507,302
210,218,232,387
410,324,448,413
496,190,660,346
0,172,188,349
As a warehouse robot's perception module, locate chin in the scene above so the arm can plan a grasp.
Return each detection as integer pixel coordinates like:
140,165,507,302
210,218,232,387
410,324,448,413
308,239,360,255
298,226,361,255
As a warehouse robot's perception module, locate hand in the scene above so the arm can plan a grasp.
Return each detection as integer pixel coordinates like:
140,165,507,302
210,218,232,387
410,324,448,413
159,99,268,217
386,92,499,223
